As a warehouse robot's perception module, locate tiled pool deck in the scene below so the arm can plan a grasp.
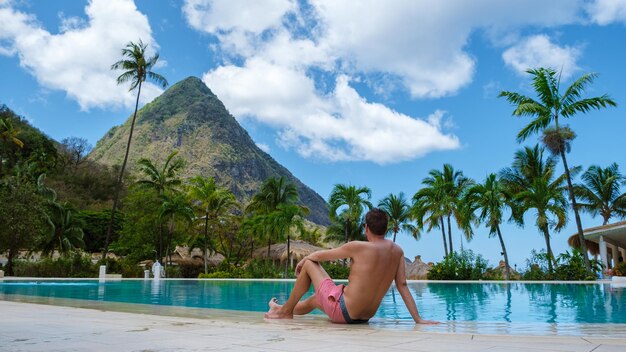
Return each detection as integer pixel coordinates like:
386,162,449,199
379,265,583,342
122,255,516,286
2,299,626,352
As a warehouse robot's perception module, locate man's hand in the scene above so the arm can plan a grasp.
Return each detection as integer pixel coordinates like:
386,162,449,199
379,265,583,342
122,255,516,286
295,257,308,276
415,318,440,325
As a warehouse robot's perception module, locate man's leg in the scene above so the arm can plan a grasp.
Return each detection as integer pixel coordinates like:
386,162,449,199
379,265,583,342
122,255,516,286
265,261,330,319
294,295,319,315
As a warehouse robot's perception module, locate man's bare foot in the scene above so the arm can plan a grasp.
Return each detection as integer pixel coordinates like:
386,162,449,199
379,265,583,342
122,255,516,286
264,297,293,319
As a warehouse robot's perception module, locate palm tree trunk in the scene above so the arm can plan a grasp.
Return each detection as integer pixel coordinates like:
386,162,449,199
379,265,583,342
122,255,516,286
6,246,15,276
496,225,510,280
344,219,349,243
103,82,143,257
440,218,448,258
393,230,397,243
558,142,591,273
447,215,454,254
285,234,291,278
542,226,555,274
267,238,272,258
204,212,209,274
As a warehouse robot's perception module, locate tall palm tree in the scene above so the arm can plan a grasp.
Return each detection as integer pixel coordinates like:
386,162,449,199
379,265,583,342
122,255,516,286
246,176,300,254
328,184,373,243
466,174,513,279
411,177,448,258
159,193,194,272
378,192,416,242
574,163,626,225
134,152,185,262
40,202,86,256
104,39,168,256
499,67,616,272
500,145,568,273
187,176,238,274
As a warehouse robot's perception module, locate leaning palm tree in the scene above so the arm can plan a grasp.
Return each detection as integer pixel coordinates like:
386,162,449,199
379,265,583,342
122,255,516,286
500,145,568,273
104,39,168,256
378,192,417,242
328,184,373,243
499,67,616,272
187,176,238,274
466,174,513,279
574,163,626,225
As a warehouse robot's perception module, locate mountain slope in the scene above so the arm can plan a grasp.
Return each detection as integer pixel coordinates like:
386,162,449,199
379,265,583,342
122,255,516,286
89,77,329,225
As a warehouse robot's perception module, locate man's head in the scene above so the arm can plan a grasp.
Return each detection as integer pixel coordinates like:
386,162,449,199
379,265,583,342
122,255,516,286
365,208,388,237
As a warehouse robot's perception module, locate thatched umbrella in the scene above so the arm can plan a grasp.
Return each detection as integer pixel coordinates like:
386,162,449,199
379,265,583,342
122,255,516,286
253,240,327,266
405,256,432,280
568,234,600,256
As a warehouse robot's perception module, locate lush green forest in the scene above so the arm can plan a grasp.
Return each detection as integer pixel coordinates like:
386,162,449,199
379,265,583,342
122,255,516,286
1,42,624,281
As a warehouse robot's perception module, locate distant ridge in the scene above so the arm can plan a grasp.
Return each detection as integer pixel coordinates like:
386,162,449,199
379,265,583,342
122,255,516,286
90,77,330,225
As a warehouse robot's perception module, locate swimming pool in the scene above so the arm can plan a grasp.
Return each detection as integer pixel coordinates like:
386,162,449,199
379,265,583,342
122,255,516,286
1,279,625,336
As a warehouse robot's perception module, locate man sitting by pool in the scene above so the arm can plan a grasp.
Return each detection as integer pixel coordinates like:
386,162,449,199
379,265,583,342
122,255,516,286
265,208,438,324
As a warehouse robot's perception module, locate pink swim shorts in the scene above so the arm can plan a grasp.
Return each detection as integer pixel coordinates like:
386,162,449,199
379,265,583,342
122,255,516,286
315,278,346,323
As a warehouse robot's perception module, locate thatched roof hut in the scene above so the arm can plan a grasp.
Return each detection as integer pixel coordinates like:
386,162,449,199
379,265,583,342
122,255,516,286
253,240,327,264
405,256,432,280
568,234,600,256
170,246,225,266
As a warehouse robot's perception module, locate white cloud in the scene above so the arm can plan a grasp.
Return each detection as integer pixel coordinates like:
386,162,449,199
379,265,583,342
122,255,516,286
0,0,164,110
502,35,581,79
587,0,626,25
203,61,459,164
185,0,588,163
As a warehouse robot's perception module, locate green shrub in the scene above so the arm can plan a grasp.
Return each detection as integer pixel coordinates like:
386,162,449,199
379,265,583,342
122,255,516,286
165,265,181,278
427,250,489,280
14,252,97,278
322,262,350,279
177,260,204,278
521,250,552,280
615,262,626,277
245,259,282,278
554,249,601,281
97,258,145,278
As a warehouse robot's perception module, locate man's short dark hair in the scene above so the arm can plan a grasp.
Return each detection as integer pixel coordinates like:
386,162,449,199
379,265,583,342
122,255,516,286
365,208,388,236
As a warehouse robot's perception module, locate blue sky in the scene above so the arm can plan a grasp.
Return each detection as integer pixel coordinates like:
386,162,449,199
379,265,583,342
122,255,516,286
1,0,625,268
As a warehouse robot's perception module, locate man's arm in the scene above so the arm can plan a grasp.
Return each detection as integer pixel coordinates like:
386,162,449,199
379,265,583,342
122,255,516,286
295,242,359,275
394,251,439,324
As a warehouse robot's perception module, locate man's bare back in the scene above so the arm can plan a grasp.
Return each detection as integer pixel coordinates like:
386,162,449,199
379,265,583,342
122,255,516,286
265,208,438,324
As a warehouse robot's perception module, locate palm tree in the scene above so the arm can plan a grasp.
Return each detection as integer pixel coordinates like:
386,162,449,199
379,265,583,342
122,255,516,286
134,152,185,262
411,177,448,258
0,118,24,148
378,192,416,242
574,163,626,225
187,176,238,274
418,164,473,254
159,193,194,272
499,67,616,272
466,174,513,279
40,201,86,256
104,39,168,257
135,151,185,196
270,204,309,276
328,184,373,243
246,176,300,255
500,145,568,273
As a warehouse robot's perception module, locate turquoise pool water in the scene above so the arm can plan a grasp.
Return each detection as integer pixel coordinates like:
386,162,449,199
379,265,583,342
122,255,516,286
1,280,625,326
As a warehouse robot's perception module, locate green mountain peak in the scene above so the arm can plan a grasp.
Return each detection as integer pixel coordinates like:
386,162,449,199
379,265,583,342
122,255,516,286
90,77,330,225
